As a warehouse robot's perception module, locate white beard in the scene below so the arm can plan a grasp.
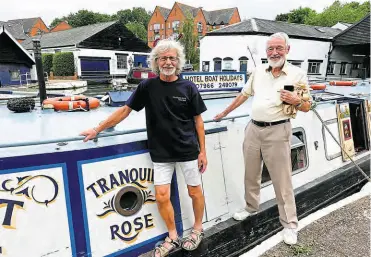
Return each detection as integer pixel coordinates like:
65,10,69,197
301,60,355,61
268,57,285,68
160,67,176,76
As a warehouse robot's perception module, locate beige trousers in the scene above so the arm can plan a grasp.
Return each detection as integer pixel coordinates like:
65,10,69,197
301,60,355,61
243,121,298,229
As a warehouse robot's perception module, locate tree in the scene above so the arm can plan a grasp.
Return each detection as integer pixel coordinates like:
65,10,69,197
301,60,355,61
287,7,316,24
50,10,113,28
179,13,199,67
113,7,152,28
275,13,289,22
305,0,370,26
125,22,147,42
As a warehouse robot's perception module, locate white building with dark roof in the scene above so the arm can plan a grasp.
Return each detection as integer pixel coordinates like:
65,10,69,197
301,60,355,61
200,18,345,78
21,21,151,81
200,17,370,79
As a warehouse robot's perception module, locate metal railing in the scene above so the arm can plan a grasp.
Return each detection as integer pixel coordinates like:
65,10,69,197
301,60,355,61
0,114,250,149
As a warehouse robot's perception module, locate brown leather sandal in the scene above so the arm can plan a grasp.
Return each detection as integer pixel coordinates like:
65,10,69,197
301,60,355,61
181,229,204,251
152,236,181,257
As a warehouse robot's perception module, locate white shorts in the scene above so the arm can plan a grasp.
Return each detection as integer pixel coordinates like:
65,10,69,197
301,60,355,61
153,160,202,186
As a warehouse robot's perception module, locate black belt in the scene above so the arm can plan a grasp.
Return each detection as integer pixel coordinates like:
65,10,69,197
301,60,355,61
251,119,289,127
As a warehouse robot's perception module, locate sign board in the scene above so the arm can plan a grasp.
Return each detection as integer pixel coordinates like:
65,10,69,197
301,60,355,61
181,72,247,92
78,151,168,257
0,164,74,257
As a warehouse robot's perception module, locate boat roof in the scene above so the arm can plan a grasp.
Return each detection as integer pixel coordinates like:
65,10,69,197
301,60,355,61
0,80,369,146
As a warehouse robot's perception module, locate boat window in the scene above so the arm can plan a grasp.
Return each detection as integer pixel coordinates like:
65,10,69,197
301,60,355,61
322,118,342,160
261,128,309,185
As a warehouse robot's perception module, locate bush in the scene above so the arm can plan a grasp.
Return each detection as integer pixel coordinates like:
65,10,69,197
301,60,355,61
53,52,75,76
42,53,54,74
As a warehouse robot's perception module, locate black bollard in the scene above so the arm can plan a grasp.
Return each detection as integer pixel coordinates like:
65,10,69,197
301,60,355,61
32,39,47,105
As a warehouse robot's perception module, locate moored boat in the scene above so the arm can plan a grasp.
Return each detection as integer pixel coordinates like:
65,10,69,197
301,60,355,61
0,79,370,257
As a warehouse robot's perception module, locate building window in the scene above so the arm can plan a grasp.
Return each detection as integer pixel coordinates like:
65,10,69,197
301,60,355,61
261,129,308,185
239,57,248,72
172,21,180,30
197,22,203,33
117,55,128,69
168,22,170,29
340,62,347,74
351,63,360,70
153,23,160,33
202,61,210,72
327,61,336,74
261,58,268,64
150,25,152,31
288,60,303,68
213,57,222,72
162,24,164,30
223,57,233,70
308,60,323,74
10,70,20,80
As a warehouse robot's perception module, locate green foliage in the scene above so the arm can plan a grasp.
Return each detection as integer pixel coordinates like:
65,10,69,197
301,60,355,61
305,0,370,26
42,53,54,74
52,52,75,76
125,21,148,42
278,1,370,27
288,7,317,24
275,13,289,22
179,12,199,69
50,7,152,29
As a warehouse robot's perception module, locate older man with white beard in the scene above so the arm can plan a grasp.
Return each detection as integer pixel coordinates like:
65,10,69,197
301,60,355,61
214,32,311,245
81,39,208,256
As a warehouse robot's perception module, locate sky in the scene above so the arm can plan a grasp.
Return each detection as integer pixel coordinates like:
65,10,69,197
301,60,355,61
0,0,368,26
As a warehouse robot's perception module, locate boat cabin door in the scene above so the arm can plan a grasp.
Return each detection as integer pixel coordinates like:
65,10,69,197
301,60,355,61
336,103,355,161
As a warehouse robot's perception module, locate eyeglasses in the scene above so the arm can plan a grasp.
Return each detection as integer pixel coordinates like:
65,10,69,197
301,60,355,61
266,46,286,53
157,56,178,62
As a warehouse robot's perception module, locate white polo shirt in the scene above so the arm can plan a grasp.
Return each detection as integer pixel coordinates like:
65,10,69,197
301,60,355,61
242,61,309,122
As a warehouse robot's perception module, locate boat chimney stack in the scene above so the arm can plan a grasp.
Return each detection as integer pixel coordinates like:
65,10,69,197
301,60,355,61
32,39,47,105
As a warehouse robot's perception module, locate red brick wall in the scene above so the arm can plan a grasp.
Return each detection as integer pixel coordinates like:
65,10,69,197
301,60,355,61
147,6,167,48
50,21,72,32
29,18,49,36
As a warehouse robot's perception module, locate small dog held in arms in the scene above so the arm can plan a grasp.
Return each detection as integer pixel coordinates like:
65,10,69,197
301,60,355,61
283,82,311,118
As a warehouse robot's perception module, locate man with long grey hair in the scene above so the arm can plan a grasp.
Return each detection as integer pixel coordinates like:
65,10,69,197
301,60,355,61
214,32,312,245
80,39,207,256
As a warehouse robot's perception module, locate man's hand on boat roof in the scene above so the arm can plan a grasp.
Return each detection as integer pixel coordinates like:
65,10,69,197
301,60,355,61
213,111,227,122
80,128,99,142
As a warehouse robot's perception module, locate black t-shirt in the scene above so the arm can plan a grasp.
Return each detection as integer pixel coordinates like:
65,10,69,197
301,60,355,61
126,76,207,162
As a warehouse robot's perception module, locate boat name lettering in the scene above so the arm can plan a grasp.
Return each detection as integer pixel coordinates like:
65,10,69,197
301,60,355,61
110,213,154,243
0,198,24,229
86,168,154,198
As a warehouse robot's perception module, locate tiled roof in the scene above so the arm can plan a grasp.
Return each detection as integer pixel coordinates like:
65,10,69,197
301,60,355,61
0,21,28,40
21,21,116,49
203,8,236,25
334,14,370,46
207,18,341,40
7,17,39,33
157,6,171,20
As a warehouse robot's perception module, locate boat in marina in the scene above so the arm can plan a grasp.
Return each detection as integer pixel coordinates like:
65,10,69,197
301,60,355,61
0,78,370,257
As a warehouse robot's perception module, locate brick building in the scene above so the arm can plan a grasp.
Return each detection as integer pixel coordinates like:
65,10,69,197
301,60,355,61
0,17,50,43
147,2,241,48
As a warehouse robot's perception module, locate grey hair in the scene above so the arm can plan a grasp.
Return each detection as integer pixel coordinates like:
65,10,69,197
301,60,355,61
149,39,186,75
266,32,290,48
